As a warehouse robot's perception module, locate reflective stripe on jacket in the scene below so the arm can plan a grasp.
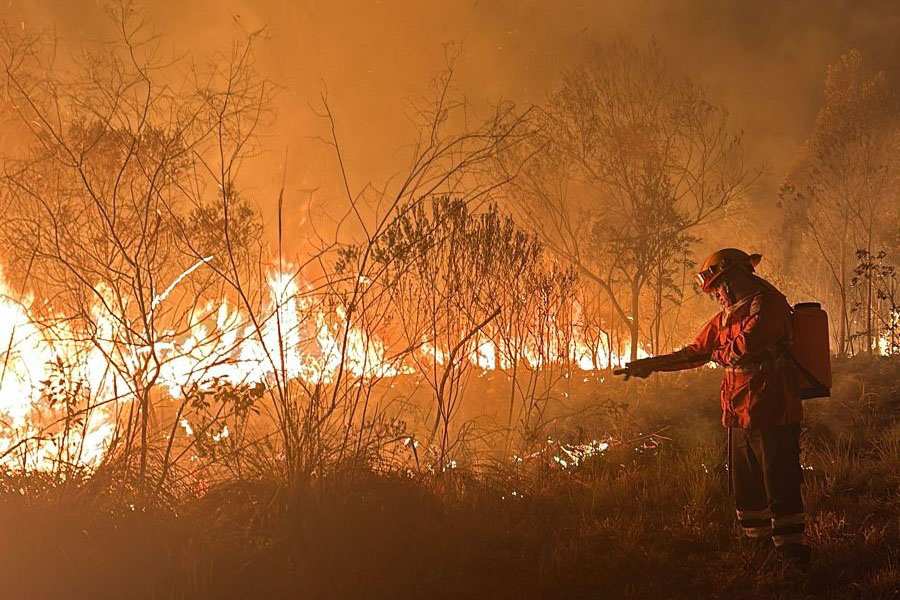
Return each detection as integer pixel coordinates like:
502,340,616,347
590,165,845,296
659,286,802,428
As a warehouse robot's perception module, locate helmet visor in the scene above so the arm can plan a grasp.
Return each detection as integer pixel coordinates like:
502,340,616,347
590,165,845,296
696,264,724,290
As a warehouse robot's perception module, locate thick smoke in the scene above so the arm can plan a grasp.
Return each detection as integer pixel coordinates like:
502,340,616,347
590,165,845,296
4,0,898,248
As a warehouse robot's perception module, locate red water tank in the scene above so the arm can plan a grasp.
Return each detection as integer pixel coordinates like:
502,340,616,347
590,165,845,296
792,302,832,399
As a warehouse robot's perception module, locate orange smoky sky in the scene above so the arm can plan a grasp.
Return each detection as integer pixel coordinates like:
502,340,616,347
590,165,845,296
4,0,899,248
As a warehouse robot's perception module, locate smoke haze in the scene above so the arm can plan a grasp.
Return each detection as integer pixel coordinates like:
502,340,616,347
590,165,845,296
6,0,899,242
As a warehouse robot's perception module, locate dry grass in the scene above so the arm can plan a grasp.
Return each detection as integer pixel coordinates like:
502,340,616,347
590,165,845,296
0,356,896,600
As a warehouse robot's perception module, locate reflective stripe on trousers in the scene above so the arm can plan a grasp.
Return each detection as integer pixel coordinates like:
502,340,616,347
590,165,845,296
735,508,773,538
772,512,806,547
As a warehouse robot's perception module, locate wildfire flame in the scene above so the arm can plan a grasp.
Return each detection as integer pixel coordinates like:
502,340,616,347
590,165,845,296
0,265,648,472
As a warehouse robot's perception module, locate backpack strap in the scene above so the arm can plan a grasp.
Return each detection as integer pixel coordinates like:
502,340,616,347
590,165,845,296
782,345,830,399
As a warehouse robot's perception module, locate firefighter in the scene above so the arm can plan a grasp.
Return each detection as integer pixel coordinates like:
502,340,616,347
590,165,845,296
616,248,811,568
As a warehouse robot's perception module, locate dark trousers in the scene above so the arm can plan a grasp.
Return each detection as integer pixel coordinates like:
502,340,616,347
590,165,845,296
729,423,806,547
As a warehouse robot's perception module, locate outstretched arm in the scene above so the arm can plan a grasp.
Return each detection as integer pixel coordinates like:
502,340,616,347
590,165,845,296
615,315,719,380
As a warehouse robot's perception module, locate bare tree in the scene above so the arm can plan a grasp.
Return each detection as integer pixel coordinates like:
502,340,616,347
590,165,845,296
371,198,503,466
781,49,899,355
504,38,759,360
0,4,270,497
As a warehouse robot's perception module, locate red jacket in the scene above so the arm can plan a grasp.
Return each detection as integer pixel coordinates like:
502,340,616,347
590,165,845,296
659,287,802,428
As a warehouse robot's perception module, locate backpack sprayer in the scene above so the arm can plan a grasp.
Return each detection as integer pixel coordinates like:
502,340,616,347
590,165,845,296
789,302,832,399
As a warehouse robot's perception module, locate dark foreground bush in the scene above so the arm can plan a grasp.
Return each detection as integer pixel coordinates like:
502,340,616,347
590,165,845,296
0,357,897,600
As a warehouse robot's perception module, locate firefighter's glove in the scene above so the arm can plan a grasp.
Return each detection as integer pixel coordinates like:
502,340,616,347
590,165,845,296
614,357,656,381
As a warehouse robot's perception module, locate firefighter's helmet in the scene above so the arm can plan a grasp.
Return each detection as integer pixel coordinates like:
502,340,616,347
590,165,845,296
695,248,762,292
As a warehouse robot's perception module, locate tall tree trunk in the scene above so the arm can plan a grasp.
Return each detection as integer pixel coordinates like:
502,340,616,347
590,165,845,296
139,387,149,505
866,254,874,354
865,219,875,354
629,277,641,362
654,261,663,354
838,242,848,357
608,299,616,371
